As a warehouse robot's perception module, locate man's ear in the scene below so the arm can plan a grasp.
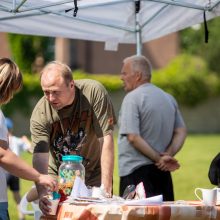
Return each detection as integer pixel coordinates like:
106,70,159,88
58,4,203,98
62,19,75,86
136,71,142,81
70,80,74,88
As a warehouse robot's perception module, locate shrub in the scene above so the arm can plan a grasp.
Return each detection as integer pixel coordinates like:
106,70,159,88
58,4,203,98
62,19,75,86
73,70,123,92
2,71,123,115
152,54,220,106
8,34,54,73
3,54,220,116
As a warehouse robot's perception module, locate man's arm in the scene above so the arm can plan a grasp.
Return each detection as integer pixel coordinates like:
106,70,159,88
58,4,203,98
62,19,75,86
156,127,186,171
33,152,49,195
127,134,179,171
100,132,114,197
127,133,161,162
165,127,187,156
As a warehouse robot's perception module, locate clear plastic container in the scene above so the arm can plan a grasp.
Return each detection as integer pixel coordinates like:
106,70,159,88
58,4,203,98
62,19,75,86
58,155,85,196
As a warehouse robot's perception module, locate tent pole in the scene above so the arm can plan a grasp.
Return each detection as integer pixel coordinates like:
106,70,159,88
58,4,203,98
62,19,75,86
135,18,142,55
13,0,27,12
144,0,204,10
135,0,142,55
210,0,220,10
13,0,16,12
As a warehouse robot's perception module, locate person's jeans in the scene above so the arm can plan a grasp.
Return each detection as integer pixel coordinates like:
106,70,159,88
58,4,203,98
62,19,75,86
0,202,10,220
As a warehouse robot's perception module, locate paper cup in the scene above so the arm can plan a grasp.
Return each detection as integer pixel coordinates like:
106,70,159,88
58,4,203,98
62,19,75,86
48,199,60,215
92,187,103,198
216,188,220,205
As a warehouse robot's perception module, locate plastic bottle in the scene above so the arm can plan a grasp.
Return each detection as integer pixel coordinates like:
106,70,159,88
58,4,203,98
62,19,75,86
58,155,85,197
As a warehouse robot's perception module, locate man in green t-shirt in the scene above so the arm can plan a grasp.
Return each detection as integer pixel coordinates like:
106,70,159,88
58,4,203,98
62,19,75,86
30,61,116,215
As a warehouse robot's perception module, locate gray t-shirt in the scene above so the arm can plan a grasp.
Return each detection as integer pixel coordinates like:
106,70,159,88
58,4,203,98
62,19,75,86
118,83,185,177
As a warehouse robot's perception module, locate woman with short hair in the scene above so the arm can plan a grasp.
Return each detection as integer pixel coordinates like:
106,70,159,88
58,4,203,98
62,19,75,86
0,58,57,220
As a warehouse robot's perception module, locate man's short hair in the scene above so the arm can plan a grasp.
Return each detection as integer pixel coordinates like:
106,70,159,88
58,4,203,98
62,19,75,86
41,61,73,85
124,55,152,80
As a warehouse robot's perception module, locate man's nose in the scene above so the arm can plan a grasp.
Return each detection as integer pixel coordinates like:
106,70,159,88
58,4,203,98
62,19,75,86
48,93,56,102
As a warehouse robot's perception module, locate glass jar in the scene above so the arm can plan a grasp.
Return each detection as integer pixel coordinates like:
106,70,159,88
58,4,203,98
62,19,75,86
58,155,85,197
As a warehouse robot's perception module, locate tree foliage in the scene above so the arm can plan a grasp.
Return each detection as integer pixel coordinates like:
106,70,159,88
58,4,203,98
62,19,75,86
152,54,220,106
3,53,220,118
180,17,220,75
8,34,54,73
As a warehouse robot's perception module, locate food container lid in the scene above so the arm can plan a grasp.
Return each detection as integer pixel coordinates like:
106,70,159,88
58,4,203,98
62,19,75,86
62,155,83,162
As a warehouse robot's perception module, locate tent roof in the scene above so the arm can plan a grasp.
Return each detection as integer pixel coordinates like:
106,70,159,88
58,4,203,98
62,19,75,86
1,0,220,53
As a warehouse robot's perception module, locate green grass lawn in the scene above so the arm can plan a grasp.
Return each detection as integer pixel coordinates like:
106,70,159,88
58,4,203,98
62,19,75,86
172,134,220,200
8,134,220,219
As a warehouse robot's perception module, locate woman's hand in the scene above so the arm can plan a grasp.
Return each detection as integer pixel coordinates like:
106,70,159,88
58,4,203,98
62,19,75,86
36,174,58,192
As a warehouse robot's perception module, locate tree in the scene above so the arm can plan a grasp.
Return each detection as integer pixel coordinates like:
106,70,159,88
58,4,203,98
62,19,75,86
180,17,220,76
8,34,54,73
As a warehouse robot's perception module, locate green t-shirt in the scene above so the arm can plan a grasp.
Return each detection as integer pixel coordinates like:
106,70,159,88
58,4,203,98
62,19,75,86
30,79,116,186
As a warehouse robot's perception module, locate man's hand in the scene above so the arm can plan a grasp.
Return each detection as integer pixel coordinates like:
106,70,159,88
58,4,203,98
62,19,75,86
155,153,180,172
38,196,52,215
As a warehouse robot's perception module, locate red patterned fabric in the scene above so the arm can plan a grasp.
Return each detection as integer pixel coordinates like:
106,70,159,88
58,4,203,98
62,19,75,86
41,201,220,220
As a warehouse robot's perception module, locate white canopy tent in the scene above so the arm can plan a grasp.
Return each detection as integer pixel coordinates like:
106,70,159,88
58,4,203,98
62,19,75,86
1,0,220,54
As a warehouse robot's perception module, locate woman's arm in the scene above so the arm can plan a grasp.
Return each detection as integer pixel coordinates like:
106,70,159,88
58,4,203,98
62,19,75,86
0,140,57,190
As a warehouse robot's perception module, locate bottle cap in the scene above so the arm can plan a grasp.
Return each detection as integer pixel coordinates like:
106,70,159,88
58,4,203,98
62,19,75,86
62,155,83,162
52,191,61,200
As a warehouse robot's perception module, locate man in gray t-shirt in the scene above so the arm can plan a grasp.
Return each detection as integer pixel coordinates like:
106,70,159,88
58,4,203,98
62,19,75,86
118,55,187,201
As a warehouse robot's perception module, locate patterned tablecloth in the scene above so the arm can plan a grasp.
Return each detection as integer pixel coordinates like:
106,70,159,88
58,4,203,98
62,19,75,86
40,201,220,220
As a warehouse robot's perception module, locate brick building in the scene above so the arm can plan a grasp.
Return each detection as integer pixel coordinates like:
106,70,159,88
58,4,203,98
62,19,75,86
1,32,179,74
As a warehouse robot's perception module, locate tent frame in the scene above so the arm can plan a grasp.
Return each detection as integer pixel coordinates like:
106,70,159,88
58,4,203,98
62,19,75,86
2,0,220,54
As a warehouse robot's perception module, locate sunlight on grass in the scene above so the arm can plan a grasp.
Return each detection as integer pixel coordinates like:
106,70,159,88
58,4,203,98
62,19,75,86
172,134,220,200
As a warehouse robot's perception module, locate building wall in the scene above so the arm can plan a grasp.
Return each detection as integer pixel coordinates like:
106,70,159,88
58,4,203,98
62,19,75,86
55,32,179,74
60,33,179,74
1,32,178,74
144,33,179,69
0,33,11,57
55,38,70,65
